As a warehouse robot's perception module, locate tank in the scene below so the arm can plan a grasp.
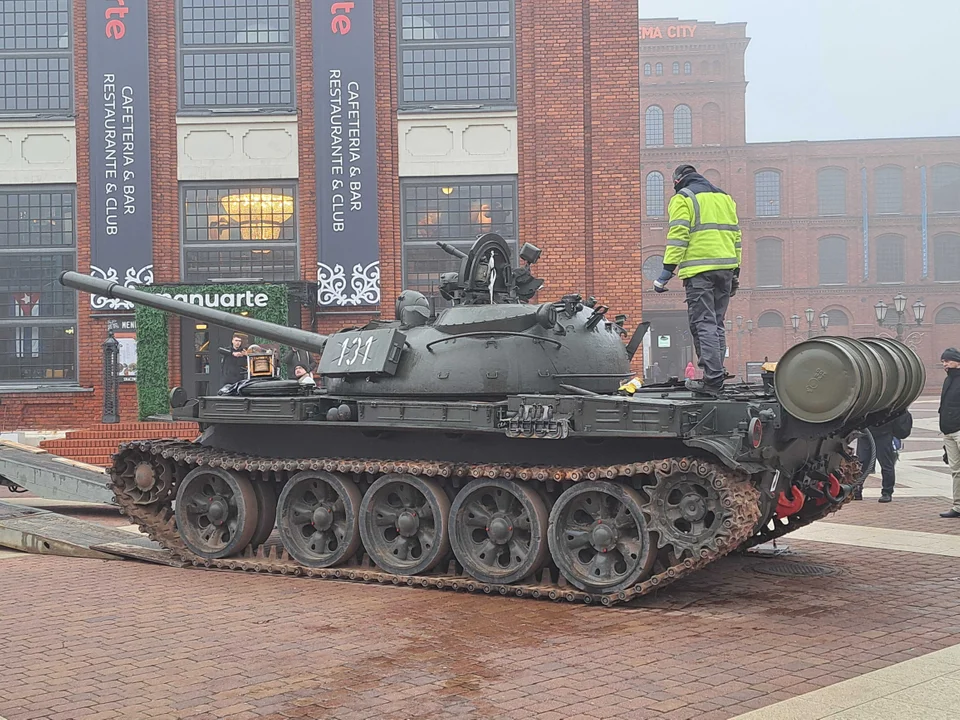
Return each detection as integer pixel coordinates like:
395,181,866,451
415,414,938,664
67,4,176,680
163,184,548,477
58,234,924,606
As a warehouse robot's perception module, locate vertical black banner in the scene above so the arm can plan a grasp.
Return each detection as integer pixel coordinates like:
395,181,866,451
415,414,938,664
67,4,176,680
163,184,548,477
87,0,154,311
314,0,381,307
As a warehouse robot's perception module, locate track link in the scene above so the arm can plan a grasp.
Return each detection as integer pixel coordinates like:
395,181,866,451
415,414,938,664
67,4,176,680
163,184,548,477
110,440,778,606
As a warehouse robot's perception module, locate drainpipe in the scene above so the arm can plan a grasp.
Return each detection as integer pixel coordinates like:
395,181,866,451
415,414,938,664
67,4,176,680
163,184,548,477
921,166,928,279
861,167,869,281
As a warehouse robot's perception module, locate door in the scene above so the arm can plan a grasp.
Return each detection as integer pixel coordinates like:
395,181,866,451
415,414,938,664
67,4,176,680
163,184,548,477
181,319,249,399
645,310,694,380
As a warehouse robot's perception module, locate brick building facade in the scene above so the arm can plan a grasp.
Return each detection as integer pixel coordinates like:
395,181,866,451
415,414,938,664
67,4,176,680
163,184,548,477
640,19,960,388
0,0,641,432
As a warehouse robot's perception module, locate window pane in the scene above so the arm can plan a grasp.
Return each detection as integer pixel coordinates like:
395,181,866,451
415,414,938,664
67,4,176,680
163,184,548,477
935,307,960,324
825,309,848,326
0,323,76,383
875,166,903,214
0,0,72,116
875,235,905,283
818,237,848,285
181,51,293,109
932,164,960,213
645,106,663,147
755,171,781,217
181,183,298,281
755,238,783,287
180,0,292,45
673,105,692,146
398,0,515,110
0,251,75,319
757,312,782,328
645,172,664,217
0,190,74,247
817,168,846,216
934,233,960,282
642,255,664,282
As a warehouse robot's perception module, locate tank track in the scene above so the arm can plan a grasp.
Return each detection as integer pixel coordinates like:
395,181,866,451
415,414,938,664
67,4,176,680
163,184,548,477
110,439,782,607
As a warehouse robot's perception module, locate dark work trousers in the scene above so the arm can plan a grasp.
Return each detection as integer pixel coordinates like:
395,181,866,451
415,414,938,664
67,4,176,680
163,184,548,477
859,429,897,496
683,269,734,387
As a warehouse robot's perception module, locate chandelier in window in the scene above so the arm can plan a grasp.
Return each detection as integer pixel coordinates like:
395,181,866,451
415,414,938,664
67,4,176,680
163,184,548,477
220,193,294,241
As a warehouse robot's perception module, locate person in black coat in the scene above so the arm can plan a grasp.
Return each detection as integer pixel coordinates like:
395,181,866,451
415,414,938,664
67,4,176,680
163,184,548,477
218,335,247,386
857,410,912,503
283,347,314,379
938,347,960,518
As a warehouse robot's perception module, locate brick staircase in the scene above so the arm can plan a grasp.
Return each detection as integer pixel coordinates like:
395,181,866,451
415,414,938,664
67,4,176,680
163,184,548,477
39,422,201,468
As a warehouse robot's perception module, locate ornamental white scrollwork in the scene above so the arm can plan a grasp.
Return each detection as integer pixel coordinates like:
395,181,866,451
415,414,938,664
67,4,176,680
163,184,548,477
89,265,154,310
317,261,380,306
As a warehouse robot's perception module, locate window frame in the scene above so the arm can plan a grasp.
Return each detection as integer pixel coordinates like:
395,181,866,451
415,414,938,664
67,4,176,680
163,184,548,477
175,0,296,114
655,63,663,76
817,236,849,286
754,237,784,288
178,181,300,283
643,63,651,76
645,171,664,217
645,105,664,148
874,165,904,215
684,61,692,75
0,0,74,118
931,163,960,213
399,176,518,301
672,62,680,75
875,233,906,284
673,104,692,146
397,0,516,113
816,167,847,217
0,185,78,386
755,170,782,217
756,311,783,328
933,232,960,283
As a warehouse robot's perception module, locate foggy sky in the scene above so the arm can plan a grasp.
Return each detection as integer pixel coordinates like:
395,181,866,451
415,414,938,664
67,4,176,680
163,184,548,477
640,0,960,143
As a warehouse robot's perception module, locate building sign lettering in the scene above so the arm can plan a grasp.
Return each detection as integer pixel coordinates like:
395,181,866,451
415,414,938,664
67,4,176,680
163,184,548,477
314,0,381,307
154,291,270,310
640,25,697,40
87,0,154,311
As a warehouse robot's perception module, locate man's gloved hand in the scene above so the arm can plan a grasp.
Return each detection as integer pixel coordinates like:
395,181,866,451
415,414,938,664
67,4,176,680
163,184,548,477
654,269,673,293
945,446,950,465
731,276,740,297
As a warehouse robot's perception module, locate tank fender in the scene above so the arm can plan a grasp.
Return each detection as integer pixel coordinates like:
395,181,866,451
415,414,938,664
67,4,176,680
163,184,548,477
683,435,755,472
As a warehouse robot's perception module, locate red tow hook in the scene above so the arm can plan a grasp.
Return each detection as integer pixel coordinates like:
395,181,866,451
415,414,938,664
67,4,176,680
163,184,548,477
814,473,844,507
775,486,805,518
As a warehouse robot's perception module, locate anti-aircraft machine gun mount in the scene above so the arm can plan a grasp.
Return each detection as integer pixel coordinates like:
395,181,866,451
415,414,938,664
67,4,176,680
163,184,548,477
58,233,924,606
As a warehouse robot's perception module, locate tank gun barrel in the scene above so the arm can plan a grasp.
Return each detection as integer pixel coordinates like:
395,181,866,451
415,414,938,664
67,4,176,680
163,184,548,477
58,271,328,354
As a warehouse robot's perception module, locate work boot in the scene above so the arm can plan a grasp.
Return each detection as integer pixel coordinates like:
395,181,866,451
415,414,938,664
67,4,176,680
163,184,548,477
685,379,723,397
878,493,892,503
940,509,960,518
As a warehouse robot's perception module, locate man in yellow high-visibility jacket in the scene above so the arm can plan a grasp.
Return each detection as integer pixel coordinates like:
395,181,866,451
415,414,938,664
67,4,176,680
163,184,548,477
653,165,742,396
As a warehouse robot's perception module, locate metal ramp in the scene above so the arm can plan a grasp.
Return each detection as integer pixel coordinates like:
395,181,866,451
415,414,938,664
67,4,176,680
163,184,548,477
0,439,115,505
0,500,180,565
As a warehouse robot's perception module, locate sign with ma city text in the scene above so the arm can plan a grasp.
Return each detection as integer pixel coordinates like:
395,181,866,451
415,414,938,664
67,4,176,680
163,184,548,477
87,0,154,311
314,1,381,308
640,24,698,41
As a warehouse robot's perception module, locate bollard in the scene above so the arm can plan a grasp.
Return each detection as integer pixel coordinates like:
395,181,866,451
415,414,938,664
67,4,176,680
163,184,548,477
102,329,120,424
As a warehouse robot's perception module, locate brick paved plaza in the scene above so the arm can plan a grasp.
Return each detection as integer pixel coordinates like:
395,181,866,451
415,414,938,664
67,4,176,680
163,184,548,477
1,398,959,720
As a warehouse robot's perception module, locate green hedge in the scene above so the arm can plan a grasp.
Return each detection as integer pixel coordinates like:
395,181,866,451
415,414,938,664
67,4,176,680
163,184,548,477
135,284,289,420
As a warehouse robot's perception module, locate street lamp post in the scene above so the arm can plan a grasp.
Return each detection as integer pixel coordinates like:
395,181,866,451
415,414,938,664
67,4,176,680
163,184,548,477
875,293,925,342
805,308,815,339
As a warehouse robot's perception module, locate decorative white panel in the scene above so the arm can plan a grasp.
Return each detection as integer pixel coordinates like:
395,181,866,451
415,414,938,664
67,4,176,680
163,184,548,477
398,111,518,177
0,121,77,185
178,116,298,180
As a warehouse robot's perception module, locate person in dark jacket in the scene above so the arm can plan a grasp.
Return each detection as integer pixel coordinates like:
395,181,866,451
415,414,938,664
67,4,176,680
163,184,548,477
938,347,960,518
856,411,912,503
283,347,314,379
218,334,247,386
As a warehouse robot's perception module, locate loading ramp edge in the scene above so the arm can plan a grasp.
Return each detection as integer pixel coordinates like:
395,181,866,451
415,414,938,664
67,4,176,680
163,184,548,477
0,440,115,505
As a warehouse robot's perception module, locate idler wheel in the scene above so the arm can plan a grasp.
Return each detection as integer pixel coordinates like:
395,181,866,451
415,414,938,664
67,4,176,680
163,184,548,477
449,478,549,585
547,481,656,593
251,480,278,549
359,473,450,576
115,455,176,506
276,471,361,568
175,467,258,560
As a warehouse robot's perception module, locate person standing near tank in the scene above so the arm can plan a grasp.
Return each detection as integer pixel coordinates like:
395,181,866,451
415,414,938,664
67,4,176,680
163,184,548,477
218,334,248,386
856,411,912,503
938,347,960,518
283,347,314,379
653,164,742,397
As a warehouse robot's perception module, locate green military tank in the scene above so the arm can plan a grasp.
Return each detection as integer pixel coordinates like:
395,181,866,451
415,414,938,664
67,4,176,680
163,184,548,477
58,234,924,605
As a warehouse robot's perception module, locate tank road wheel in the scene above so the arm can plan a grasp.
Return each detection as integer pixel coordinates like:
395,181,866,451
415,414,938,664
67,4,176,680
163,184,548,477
276,471,362,568
547,482,656,594
251,480,278,549
175,467,259,559
646,465,728,557
449,478,549,585
359,474,451,576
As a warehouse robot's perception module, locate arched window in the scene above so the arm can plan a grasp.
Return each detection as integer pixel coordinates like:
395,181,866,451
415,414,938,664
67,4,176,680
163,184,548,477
672,62,680,75
932,164,960,212
703,169,722,186
643,63,652,76
935,307,960,324
642,254,664,282
646,172,665,217
825,309,849,327
755,170,781,217
655,62,663,76
757,311,784,328
702,102,721,145
673,105,692,146
645,106,664,147
817,167,847,216
755,238,783,288
712,60,721,74
934,233,960,282
876,234,905,283
684,61,692,75
818,236,848,285
875,166,904,214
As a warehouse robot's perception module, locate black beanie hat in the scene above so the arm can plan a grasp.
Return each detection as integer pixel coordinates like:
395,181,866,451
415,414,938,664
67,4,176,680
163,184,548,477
942,347,960,363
